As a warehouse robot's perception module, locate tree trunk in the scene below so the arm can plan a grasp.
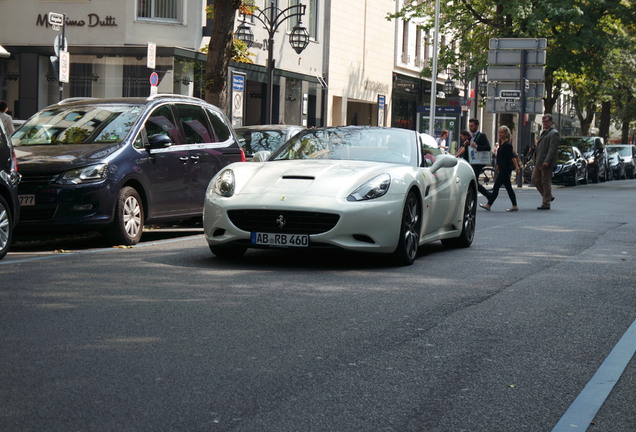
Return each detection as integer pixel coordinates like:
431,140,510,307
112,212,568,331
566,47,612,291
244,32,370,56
204,0,242,112
599,101,611,141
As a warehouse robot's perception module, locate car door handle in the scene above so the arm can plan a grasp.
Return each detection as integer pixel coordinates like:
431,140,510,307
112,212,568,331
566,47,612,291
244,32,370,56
190,155,200,163
179,156,189,164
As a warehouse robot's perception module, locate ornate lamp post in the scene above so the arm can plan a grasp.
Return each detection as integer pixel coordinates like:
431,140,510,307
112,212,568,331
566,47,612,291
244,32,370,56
235,2,310,124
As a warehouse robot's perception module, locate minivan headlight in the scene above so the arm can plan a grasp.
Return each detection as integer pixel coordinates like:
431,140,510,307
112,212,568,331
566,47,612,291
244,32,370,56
57,163,108,185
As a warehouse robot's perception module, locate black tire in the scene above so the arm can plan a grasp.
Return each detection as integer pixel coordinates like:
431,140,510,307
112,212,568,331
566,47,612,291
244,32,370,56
571,169,578,186
391,191,421,266
442,185,476,249
0,195,13,260
591,167,599,183
210,244,247,259
581,169,589,185
106,186,144,245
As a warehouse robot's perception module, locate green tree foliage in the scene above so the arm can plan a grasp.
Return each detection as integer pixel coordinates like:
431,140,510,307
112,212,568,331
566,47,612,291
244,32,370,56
389,0,635,132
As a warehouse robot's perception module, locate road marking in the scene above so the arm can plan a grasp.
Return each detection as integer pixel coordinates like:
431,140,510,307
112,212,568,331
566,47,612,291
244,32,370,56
552,318,636,431
0,235,203,265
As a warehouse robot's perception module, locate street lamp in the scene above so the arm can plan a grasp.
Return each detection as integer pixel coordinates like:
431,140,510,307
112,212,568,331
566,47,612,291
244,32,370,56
234,2,310,124
443,75,455,95
478,71,488,98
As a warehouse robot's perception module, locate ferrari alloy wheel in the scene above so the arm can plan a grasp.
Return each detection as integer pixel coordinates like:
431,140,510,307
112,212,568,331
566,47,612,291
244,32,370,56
0,196,12,260
442,185,476,249
106,186,144,246
392,191,421,266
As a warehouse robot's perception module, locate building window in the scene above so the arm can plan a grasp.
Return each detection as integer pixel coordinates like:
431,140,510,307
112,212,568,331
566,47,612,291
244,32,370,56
138,0,181,22
415,27,422,65
288,0,318,40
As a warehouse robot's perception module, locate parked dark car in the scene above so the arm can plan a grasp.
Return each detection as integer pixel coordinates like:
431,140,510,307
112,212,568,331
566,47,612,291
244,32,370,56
12,95,244,245
0,119,20,259
552,144,588,186
607,149,627,180
235,124,303,161
606,144,636,179
560,136,608,182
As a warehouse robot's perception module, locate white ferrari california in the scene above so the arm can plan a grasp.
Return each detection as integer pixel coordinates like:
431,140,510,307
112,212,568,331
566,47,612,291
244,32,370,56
203,126,477,265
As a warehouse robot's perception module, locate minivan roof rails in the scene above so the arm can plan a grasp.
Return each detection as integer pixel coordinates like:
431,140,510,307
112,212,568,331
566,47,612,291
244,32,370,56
58,97,98,104
147,93,203,102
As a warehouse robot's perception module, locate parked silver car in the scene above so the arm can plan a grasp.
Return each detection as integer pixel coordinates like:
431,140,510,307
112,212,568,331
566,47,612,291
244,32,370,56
606,144,636,179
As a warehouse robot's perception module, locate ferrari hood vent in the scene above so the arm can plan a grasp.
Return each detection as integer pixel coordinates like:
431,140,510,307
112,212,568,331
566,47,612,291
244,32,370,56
282,175,315,180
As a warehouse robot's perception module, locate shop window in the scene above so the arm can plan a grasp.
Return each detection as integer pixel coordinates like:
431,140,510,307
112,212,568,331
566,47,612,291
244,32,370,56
123,64,151,97
288,0,318,40
137,0,181,22
70,63,94,98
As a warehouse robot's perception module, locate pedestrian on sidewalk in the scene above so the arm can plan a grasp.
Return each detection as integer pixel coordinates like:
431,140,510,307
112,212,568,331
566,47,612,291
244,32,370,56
532,114,559,210
479,125,519,212
467,118,491,197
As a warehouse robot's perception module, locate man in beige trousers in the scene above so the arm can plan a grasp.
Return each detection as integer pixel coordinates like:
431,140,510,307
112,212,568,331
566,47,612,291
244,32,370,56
532,114,560,210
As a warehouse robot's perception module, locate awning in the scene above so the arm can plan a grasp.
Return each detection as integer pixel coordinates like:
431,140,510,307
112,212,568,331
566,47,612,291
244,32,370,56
0,45,10,58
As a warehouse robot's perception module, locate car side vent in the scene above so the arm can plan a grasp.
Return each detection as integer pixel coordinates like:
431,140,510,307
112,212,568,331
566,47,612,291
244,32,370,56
282,175,315,180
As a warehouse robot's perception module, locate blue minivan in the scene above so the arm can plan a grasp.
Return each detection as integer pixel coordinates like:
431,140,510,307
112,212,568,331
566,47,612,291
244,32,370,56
12,94,244,245
0,118,20,259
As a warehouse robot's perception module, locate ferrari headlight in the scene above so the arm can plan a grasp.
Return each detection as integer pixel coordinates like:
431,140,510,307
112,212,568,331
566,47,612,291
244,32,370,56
57,163,108,185
347,173,391,201
214,169,235,197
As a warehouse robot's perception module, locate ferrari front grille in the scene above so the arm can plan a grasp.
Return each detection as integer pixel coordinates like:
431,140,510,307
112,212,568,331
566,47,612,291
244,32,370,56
228,209,339,234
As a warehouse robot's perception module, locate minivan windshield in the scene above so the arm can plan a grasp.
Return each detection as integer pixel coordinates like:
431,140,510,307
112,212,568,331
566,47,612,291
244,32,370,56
12,104,144,146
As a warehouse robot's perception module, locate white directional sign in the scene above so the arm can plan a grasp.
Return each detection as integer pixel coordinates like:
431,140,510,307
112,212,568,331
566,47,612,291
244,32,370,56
486,98,543,114
487,65,545,81
489,38,547,50
48,12,64,26
488,50,546,66
487,82,545,100
48,12,64,31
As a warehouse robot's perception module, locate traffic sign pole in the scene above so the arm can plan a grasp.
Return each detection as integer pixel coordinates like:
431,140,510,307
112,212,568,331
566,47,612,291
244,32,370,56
49,12,67,101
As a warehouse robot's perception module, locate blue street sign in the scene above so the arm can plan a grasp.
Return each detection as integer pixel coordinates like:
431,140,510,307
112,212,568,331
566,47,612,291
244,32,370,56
232,74,245,92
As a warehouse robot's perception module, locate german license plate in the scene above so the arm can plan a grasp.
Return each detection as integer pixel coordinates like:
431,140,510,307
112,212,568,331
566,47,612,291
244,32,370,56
19,194,35,206
251,232,309,247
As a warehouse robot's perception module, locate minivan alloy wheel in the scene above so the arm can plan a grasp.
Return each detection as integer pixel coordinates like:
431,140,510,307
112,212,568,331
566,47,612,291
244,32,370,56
107,186,144,246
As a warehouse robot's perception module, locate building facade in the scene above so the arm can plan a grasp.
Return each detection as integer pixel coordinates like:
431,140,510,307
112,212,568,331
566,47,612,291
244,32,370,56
0,0,214,120
323,0,394,127
226,0,326,127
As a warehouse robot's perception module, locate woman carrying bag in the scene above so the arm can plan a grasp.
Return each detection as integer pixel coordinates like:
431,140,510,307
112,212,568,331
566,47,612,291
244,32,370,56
479,125,520,212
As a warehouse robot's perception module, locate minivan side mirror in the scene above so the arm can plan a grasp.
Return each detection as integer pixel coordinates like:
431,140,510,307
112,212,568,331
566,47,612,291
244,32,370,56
147,133,173,150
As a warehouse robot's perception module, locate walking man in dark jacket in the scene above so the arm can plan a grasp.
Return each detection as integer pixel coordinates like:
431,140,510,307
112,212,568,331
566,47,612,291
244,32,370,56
532,114,560,210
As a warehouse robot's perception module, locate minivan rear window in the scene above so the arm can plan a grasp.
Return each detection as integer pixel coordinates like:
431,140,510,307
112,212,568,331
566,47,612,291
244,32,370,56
12,105,144,146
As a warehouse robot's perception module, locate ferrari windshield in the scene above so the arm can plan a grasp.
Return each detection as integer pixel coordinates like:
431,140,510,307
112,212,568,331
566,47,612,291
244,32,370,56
270,127,417,165
12,104,144,146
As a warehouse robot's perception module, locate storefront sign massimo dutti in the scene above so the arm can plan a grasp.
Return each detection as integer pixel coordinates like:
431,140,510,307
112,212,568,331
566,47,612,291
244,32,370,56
36,13,118,28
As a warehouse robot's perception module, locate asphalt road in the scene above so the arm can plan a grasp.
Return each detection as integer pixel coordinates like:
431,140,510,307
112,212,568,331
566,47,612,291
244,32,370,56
1,179,635,432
